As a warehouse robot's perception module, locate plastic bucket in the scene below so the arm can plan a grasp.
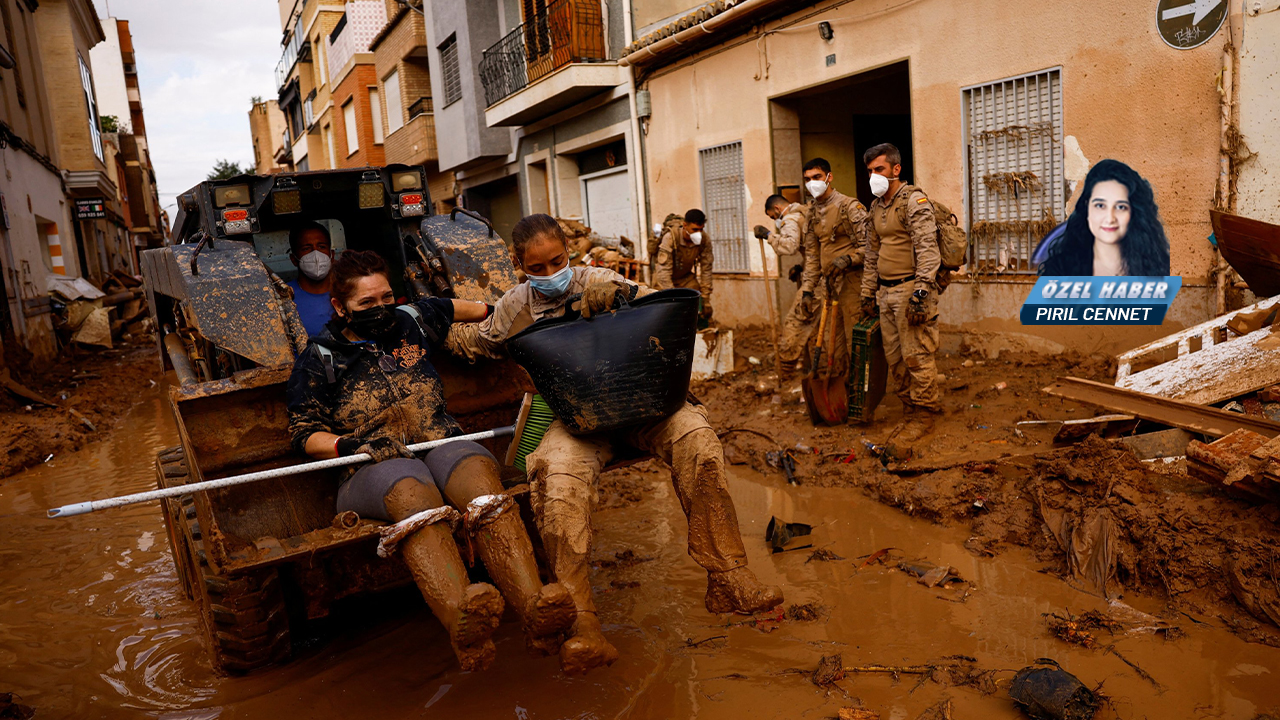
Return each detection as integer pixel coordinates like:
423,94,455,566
506,288,700,435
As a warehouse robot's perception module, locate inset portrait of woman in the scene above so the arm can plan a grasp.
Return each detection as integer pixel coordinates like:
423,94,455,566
1033,159,1171,277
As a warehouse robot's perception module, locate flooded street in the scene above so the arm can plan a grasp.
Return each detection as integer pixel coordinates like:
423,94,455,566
2,392,1278,718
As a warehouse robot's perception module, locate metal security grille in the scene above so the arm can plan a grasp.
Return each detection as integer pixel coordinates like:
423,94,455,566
963,68,1063,273
698,141,748,272
440,35,462,107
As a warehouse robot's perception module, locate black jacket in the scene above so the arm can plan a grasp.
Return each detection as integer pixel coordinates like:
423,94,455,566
286,298,462,454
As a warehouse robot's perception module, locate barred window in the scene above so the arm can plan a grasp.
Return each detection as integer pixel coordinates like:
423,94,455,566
440,34,462,107
698,141,748,273
963,68,1063,273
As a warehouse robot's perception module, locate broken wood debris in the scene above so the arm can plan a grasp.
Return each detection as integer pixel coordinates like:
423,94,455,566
1186,429,1280,503
1211,210,1280,298
1041,377,1280,439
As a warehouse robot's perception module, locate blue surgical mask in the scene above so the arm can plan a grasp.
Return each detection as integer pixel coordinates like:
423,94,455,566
527,264,573,298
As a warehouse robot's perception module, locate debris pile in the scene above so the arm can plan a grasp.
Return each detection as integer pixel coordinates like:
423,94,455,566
556,218,637,278
47,270,152,350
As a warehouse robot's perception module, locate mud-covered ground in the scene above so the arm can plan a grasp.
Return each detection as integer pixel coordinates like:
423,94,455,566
689,329,1280,649
0,341,161,480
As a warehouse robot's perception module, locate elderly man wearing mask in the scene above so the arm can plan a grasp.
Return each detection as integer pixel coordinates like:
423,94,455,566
286,220,337,338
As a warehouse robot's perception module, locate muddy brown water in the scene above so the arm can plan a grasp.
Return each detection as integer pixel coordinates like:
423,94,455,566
2,391,1278,718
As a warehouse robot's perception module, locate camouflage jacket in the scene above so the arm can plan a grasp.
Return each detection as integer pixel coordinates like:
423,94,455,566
447,266,653,362
286,298,461,454
862,182,940,297
767,202,809,257
801,190,868,294
654,228,714,295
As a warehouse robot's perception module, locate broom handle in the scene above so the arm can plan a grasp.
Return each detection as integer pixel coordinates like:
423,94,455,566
48,426,516,518
757,235,784,382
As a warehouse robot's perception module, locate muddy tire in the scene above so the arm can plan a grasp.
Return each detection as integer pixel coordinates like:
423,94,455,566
154,446,291,673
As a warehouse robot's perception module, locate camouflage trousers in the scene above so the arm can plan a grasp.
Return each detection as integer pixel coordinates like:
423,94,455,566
875,282,941,412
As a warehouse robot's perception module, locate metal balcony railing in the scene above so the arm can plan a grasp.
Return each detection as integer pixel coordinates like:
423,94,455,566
479,0,606,107
408,96,434,119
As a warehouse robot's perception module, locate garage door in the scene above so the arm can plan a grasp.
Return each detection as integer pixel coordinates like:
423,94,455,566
582,169,635,242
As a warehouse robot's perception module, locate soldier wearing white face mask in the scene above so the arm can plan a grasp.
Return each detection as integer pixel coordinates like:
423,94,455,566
799,157,870,385
654,208,714,321
286,221,336,338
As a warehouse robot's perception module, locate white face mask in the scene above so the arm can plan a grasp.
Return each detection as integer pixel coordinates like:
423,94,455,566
869,173,891,198
689,231,703,246
297,250,331,281
652,223,663,237
805,179,829,199
774,217,784,230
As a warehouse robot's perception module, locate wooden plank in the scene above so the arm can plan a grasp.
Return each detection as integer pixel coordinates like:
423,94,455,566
1114,295,1280,383
1212,210,1280,297
1041,377,1280,439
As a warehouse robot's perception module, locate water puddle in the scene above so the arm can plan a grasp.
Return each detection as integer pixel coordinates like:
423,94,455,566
1,393,1277,717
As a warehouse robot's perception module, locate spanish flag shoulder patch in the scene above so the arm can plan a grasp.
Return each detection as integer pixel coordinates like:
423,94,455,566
916,197,929,204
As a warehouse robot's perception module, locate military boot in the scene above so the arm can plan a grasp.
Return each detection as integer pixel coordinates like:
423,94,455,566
705,566,785,614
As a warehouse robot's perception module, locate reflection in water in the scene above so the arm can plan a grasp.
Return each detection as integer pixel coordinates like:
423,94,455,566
1,391,1277,718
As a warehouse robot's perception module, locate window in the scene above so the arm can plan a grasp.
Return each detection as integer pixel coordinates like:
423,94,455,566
440,34,461,107
370,88,384,144
384,68,403,134
342,100,358,155
963,68,1064,273
698,141,748,272
324,124,335,168
77,54,102,161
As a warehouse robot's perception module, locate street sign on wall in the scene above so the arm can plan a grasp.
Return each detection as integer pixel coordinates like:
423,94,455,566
1156,0,1228,49
74,198,106,220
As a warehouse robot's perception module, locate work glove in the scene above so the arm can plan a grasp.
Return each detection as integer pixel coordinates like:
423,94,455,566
581,280,629,318
825,253,858,280
787,264,804,284
339,436,415,462
753,224,771,240
798,291,818,316
861,296,879,318
907,290,929,326
700,300,714,321
936,269,953,295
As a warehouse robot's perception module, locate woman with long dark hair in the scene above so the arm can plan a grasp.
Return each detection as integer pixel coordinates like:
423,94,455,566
1036,159,1170,276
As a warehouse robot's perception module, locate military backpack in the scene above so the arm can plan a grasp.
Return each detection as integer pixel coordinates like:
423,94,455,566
897,185,968,272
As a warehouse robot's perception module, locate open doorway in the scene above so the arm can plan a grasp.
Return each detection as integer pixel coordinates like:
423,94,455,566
464,174,522,245
771,60,912,207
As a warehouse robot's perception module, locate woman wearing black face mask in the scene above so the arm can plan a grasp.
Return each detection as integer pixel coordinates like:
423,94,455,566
285,249,577,672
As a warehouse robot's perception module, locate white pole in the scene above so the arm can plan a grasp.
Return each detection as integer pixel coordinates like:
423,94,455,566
47,427,516,519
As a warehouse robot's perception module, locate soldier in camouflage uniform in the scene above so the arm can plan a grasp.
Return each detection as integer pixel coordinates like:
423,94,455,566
754,194,814,374
859,143,943,416
800,158,870,381
655,208,714,321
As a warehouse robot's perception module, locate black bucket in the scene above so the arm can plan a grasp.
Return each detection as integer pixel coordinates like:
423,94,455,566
506,288,700,435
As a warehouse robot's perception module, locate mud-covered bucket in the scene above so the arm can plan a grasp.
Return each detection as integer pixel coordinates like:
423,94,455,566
506,288,700,435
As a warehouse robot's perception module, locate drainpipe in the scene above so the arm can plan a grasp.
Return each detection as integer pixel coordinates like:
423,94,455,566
622,0,652,281
618,0,791,67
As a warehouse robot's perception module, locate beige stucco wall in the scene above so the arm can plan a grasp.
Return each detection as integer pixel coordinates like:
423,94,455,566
1237,5,1280,225
641,0,1230,352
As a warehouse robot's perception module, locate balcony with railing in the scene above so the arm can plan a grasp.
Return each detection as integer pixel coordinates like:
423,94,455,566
478,0,623,127
385,97,437,165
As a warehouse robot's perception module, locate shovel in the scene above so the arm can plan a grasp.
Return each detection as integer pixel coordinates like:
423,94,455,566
802,285,849,425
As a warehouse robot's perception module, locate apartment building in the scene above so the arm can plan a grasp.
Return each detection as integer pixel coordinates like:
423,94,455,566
275,0,348,171
249,99,291,174
370,1,454,212
422,0,639,243
326,0,387,167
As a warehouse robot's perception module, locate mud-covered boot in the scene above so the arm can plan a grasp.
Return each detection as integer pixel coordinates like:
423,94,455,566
468,499,576,656
559,611,619,675
399,526,505,672
705,566,784,614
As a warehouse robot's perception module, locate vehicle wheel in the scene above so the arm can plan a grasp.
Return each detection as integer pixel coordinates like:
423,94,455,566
155,445,291,673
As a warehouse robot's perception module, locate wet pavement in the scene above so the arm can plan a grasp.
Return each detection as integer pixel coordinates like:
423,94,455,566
2,391,1279,718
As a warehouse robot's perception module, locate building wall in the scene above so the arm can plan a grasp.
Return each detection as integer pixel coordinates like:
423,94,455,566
641,0,1227,352
423,0,513,171
331,59,385,167
33,0,106,174
1237,5,1280,225
88,16,129,131
249,100,289,174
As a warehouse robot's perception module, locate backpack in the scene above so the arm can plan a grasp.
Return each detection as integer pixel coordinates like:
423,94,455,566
898,185,968,272
648,213,684,260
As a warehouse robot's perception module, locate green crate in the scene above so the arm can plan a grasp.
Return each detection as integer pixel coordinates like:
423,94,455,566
849,315,888,422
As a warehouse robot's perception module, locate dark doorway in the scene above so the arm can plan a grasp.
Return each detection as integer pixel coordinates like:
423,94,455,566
771,61,913,207
463,174,522,245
